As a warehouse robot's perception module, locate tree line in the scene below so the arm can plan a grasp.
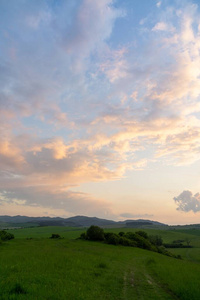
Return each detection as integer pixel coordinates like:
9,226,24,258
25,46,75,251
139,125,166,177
79,225,182,259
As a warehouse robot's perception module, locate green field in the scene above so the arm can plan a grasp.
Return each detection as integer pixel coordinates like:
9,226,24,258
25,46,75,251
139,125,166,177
0,226,199,299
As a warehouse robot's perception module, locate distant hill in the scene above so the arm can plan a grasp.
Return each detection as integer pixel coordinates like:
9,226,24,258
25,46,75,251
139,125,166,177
0,215,168,228
123,219,166,227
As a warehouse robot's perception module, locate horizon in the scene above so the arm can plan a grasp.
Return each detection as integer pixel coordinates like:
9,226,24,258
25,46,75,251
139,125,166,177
1,0,200,225
0,213,199,226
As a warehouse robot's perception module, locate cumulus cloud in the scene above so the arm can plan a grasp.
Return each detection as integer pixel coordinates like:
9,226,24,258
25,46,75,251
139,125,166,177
174,191,200,212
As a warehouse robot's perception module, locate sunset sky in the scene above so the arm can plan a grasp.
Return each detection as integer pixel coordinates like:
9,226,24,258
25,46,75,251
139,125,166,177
1,0,200,225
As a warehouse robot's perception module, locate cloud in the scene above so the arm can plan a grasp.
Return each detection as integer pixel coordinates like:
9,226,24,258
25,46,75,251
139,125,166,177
120,213,154,219
1,0,200,217
97,1,200,166
62,0,122,57
156,1,162,8
0,139,25,167
174,191,200,212
100,48,128,82
152,22,171,31
0,186,112,218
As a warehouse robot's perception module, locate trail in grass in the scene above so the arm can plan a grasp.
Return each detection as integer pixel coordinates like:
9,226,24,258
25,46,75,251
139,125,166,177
123,266,178,300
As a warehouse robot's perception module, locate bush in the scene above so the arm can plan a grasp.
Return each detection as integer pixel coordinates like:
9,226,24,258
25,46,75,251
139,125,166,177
149,235,163,246
134,234,153,250
50,233,61,239
124,232,136,241
135,230,148,239
86,226,104,241
124,232,152,249
119,236,137,247
163,243,192,248
0,230,14,241
78,228,178,258
157,246,176,257
79,232,87,240
118,231,125,237
105,233,120,245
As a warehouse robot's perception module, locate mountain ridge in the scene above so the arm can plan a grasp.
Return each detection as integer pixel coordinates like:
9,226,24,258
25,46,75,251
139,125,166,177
0,215,166,228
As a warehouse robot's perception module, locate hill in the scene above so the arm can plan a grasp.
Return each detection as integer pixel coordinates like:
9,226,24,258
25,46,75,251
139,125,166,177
1,225,200,299
0,215,166,228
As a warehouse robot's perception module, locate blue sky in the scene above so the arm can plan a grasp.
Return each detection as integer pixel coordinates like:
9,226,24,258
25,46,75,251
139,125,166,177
1,0,200,224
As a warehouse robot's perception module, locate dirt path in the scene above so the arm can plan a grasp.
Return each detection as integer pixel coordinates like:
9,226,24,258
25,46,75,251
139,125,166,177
123,267,179,300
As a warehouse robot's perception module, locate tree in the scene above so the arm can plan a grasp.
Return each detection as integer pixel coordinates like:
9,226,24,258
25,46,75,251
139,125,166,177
86,225,104,241
149,235,163,246
135,230,148,239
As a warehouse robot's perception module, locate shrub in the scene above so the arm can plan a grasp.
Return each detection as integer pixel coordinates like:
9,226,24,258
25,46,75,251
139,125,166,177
78,228,178,258
86,225,104,241
124,232,136,241
119,236,137,247
157,246,176,257
124,232,152,249
79,232,87,240
0,230,14,241
134,234,153,250
163,243,192,248
50,233,61,239
118,231,125,237
149,235,163,246
135,230,148,239
105,233,120,245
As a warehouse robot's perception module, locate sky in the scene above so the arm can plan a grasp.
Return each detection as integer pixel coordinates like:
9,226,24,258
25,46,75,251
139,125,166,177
1,0,200,225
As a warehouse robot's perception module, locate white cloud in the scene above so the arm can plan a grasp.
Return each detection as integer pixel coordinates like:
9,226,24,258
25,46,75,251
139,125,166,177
152,22,168,31
156,1,162,8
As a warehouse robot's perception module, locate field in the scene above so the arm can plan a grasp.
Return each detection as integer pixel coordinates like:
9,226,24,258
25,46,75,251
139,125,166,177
0,226,199,299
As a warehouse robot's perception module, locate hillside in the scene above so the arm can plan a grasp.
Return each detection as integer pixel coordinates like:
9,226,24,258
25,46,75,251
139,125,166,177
1,225,200,299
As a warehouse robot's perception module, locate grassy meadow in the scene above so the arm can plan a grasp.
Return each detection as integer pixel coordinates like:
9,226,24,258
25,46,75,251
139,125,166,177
0,226,199,299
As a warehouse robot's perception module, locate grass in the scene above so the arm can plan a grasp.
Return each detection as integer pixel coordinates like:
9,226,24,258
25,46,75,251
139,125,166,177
0,226,199,299
7,226,84,239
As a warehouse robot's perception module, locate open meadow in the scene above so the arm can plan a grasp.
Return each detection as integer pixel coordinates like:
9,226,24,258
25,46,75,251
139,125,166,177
0,226,199,299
